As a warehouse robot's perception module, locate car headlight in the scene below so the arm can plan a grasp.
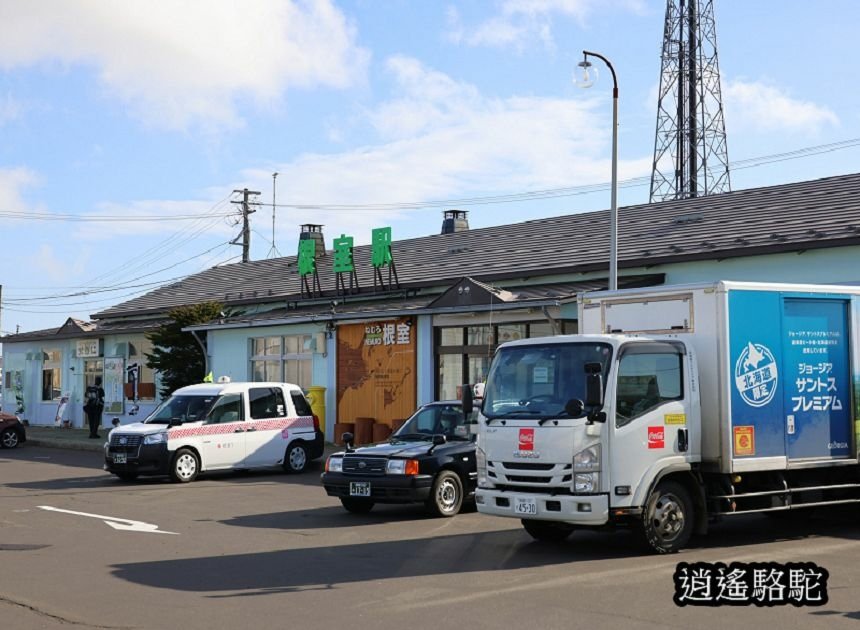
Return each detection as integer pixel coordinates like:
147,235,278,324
326,456,343,473
386,459,419,475
143,432,167,445
574,473,599,494
573,444,601,472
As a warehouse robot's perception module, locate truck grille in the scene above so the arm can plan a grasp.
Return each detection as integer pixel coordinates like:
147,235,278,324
488,461,573,488
108,434,142,455
342,456,387,475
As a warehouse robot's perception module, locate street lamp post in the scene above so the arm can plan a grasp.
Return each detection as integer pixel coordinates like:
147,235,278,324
576,50,618,291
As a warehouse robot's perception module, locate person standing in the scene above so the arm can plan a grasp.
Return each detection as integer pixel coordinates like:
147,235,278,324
84,376,105,439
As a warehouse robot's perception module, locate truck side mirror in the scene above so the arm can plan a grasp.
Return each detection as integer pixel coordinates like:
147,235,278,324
584,362,604,408
461,383,474,416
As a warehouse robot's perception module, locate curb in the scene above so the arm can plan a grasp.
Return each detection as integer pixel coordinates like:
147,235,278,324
25,438,106,453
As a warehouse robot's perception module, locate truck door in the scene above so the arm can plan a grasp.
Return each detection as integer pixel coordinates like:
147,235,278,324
610,342,690,506
781,298,852,460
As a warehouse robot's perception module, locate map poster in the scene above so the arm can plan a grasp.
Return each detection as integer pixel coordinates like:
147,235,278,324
103,357,125,415
336,318,416,426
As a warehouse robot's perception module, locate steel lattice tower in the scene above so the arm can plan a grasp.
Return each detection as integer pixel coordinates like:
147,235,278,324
650,0,730,202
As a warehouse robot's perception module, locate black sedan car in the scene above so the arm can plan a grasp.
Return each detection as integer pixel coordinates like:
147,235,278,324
0,412,26,449
321,401,477,517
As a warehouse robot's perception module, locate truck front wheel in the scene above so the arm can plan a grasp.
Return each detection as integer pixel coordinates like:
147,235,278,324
640,480,694,553
521,519,575,542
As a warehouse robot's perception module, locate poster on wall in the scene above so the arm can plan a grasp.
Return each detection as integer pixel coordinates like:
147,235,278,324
103,357,125,415
336,318,416,426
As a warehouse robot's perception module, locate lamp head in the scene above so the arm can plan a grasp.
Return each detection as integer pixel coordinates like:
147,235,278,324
574,58,597,89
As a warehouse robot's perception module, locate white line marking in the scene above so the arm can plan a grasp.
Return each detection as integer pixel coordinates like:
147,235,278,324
37,505,179,535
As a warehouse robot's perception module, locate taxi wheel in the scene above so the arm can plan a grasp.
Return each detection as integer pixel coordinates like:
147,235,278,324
170,448,199,483
283,442,308,474
340,498,374,513
1,428,20,449
426,470,463,517
521,519,574,542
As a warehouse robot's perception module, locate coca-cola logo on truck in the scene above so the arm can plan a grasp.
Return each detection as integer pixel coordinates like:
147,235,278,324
648,426,665,449
518,428,534,451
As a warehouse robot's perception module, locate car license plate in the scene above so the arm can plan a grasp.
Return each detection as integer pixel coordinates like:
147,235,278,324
349,481,371,497
113,453,127,464
514,497,538,516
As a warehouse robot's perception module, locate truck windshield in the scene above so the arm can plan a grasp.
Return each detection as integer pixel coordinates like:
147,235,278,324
145,394,217,425
482,342,613,419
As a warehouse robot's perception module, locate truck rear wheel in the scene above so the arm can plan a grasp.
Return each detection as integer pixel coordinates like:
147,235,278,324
521,519,575,542
640,480,693,553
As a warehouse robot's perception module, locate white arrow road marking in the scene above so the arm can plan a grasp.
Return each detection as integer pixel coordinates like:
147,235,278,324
37,506,179,535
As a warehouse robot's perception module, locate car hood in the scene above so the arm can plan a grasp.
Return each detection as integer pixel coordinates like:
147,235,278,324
340,439,471,459
109,421,202,437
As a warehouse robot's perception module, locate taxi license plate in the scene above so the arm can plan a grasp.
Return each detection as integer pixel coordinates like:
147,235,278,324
113,453,127,464
349,481,371,497
514,497,537,516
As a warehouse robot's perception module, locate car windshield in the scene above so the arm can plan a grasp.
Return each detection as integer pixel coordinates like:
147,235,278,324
392,404,475,441
145,394,217,425
482,342,613,420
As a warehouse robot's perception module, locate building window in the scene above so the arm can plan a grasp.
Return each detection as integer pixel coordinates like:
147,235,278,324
41,350,62,401
84,359,103,388
434,321,575,399
128,339,157,400
250,335,313,388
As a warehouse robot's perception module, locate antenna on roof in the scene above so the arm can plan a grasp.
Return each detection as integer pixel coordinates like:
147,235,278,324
267,172,281,259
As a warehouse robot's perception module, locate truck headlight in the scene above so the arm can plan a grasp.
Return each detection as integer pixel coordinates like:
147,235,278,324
143,432,167,445
477,447,494,487
573,445,601,472
574,473,599,494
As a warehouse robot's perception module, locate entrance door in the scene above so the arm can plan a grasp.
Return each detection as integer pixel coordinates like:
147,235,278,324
782,298,852,460
610,342,690,506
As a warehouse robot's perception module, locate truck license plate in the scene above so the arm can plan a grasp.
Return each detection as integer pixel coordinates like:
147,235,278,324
514,497,537,515
349,481,371,497
113,453,127,464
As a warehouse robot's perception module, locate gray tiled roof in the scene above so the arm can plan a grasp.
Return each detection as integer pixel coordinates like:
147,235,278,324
93,173,860,319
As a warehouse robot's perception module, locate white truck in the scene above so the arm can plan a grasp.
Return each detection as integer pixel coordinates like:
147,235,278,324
470,281,860,552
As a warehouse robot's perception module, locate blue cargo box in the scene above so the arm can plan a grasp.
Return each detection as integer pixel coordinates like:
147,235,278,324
728,289,860,465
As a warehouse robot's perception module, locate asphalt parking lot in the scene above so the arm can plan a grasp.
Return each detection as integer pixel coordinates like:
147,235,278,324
2,446,859,630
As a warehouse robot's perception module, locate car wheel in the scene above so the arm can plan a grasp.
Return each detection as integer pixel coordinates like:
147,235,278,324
283,442,308,474
639,480,694,554
115,472,139,482
1,428,19,449
170,448,199,483
340,498,374,513
425,470,463,517
521,519,575,542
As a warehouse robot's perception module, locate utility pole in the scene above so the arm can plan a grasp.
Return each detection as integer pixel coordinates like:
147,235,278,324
231,188,259,263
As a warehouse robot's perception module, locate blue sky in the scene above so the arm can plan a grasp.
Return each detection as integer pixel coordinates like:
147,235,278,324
1,0,858,336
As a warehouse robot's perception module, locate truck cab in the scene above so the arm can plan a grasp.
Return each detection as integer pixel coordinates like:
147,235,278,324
474,334,702,551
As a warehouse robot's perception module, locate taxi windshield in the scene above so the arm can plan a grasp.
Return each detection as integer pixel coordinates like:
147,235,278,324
145,394,217,425
393,404,474,441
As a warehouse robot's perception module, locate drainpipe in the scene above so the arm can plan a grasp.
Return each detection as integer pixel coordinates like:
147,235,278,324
541,306,562,336
190,330,210,378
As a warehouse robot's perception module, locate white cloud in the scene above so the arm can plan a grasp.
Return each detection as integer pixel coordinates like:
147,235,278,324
0,94,23,126
28,243,89,284
0,0,369,132
240,56,651,243
724,80,838,134
0,167,41,214
447,0,646,50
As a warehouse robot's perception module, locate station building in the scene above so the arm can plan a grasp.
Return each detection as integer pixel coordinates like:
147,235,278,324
3,173,860,439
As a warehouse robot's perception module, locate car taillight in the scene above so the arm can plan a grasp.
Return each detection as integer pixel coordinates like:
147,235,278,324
312,415,320,432
405,459,420,476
